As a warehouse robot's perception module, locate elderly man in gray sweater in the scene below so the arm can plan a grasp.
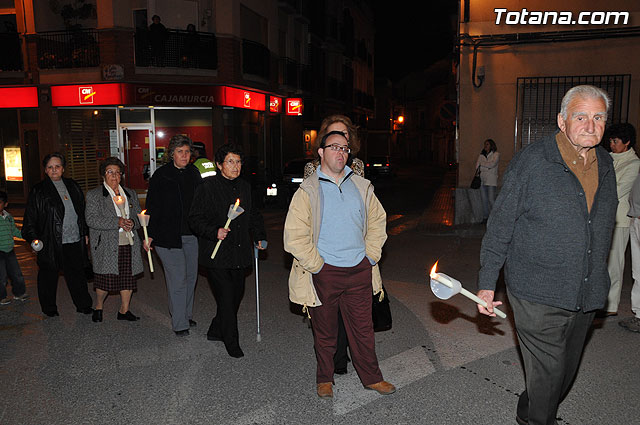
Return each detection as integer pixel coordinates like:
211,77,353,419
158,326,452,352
476,85,617,425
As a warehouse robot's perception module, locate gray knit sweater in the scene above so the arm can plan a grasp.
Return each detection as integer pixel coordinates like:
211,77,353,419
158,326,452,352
477,133,617,312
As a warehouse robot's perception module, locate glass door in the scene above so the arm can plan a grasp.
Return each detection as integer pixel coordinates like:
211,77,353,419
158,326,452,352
120,125,154,192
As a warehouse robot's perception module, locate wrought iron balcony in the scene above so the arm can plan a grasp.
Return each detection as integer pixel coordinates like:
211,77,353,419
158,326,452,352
37,29,100,69
134,28,217,69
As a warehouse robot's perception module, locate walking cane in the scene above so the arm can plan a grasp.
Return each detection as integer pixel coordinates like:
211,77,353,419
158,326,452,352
254,240,268,341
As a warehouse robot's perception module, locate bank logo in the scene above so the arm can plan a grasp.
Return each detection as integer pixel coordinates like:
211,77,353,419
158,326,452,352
79,87,96,104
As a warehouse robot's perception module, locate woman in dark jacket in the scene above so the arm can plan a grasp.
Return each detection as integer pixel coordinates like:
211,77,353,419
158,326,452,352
85,157,144,323
145,135,202,336
22,152,93,317
189,143,266,358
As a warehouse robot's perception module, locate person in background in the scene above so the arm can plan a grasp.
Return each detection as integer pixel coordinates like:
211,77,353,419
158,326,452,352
22,152,94,317
149,15,168,66
189,143,266,358
475,138,500,222
85,157,144,323
303,114,364,179
284,127,395,399
620,139,640,333
192,141,216,178
0,190,29,305
602,123,640,318
476,85,616,425
145,135,202,336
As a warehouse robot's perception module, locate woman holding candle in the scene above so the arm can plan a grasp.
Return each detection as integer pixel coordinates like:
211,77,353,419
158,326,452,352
145,135,202,336
22,152,94,317
85,157,144,322
189,143,266,358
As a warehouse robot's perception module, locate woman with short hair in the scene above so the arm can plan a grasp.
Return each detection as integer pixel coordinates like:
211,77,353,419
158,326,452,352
85,157,144,322
145,135,202,336
22,152,94,317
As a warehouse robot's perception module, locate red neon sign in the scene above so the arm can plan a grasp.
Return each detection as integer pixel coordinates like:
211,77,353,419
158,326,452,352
220,87,265,111
52,83,124,106
269,96,281,113
0,87,38,108
286,98,303,116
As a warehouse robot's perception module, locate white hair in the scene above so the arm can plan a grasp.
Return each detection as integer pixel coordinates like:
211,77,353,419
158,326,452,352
560,85,610,120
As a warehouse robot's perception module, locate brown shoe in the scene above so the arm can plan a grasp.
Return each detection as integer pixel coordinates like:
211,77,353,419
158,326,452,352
365,380,396,395
317,382,333,398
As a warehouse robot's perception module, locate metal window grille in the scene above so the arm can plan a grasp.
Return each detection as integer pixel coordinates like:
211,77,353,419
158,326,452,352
515,75,631,151
58,109,116,193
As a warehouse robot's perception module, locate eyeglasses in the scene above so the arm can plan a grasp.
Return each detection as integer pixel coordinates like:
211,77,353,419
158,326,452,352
323,144,351,154
223,159,243,166
106,170,122,176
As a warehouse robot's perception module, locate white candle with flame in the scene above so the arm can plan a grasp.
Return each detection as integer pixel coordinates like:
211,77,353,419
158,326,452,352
211,199,240,260
430,261,507,319
114,195,134,245
136,209,154,272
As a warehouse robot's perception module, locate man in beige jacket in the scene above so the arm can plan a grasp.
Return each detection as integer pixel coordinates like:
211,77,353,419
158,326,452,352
283,129,394,399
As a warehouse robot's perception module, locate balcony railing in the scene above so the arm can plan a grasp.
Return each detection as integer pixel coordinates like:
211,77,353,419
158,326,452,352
134,28,217,69
0,33,22,71
242,39,270,79
37,29,100,69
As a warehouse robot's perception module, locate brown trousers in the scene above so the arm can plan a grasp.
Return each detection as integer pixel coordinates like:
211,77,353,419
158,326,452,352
310,257,383,386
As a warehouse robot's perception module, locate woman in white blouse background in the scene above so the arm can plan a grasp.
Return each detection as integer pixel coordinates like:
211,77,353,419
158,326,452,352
476,138,500,222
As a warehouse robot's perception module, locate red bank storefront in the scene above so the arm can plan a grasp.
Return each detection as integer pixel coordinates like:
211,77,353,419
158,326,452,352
50,83,282,196
0,86,40,199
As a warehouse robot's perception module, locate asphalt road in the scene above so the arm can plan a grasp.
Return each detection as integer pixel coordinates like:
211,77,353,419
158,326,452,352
1,164,639,425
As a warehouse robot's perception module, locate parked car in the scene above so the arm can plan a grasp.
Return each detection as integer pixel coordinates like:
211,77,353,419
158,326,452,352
365,155,393,178
281,158,309,201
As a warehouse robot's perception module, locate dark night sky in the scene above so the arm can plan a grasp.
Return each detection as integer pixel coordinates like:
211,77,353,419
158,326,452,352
371,0,458,81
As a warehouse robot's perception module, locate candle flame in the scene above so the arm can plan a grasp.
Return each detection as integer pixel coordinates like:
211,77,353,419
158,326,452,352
430,261,439,279
235,198,240,206
141,209,147,214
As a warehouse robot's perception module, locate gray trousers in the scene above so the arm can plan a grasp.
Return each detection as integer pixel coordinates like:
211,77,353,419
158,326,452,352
156,235,198,332
509,291,595,425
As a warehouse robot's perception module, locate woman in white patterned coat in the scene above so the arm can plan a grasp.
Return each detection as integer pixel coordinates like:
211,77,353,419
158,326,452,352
85,157,144,323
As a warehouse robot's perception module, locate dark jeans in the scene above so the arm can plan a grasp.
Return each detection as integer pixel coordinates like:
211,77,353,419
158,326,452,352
37,242,93,314
509,291,595,425
0,249,26,299
206,268,246,353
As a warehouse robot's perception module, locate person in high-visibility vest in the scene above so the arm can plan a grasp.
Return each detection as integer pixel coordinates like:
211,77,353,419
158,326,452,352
192,142,216,178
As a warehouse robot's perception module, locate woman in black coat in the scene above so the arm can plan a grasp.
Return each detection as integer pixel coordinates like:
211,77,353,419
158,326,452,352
22,152,93,317
145,135,202,336
189,143,266,358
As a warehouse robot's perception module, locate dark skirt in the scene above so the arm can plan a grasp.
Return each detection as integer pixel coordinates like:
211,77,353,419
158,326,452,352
93,245,137,292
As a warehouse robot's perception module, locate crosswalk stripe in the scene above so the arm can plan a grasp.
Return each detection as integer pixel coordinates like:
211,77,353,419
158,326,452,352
333,346,435,415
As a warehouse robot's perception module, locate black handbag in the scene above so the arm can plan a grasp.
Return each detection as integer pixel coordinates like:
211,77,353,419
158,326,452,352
372,285,392,332
470,167,481,189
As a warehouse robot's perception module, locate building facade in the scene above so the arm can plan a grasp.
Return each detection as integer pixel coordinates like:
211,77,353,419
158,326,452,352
0,0,374,203
456,0,640,223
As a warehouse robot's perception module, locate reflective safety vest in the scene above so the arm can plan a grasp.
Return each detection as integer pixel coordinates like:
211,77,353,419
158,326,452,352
193,157,216,178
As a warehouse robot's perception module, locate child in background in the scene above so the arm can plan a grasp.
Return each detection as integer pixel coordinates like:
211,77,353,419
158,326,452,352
0,190,29,305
